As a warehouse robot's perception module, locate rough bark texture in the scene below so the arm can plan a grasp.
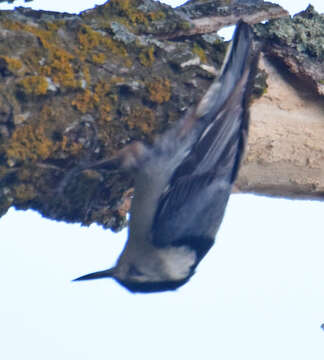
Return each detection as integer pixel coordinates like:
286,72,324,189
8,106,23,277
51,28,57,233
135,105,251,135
0,0,323,231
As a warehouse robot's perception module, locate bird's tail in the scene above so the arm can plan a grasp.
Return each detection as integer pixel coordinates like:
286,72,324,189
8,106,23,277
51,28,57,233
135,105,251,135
196,21,257,122
171,21,260,184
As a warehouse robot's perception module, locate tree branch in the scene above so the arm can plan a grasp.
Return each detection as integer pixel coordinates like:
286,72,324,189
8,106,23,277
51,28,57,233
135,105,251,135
0,0,322,231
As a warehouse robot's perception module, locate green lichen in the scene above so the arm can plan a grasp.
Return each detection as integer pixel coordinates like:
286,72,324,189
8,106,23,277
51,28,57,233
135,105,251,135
192,43,207,63
254,5,324,61
178,20,191,31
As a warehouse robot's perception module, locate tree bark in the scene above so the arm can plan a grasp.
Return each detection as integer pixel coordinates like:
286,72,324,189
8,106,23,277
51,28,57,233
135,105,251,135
0,0,323,231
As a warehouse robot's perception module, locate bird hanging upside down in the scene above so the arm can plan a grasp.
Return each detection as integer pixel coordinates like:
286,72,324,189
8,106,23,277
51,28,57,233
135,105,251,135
73,21,260,293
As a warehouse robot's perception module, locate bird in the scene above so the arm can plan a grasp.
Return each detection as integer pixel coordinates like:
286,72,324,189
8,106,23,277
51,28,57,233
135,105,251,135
73,21,260,293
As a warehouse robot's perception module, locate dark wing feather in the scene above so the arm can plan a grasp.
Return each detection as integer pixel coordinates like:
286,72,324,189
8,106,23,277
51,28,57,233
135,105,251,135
152,22,259,248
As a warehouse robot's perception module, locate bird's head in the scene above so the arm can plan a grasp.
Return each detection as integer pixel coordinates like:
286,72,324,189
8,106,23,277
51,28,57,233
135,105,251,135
73,245,196,293
73,263,192,293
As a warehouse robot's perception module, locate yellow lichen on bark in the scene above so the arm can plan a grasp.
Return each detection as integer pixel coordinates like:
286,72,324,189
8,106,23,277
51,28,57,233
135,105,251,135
18,76,48,96
106,0,165,26
72,89,100,113
77,24,128,58
139,46,155,67
92,52,106,64
125,106,156,135
6,125,57,162
5,124,83,163
0,55,23,75
147,77,171,104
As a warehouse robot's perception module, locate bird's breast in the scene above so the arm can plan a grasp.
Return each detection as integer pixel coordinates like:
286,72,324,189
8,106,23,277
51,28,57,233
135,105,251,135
158,246,196,280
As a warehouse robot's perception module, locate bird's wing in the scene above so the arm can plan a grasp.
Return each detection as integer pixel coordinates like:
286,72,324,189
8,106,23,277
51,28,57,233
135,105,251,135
151,22,259,250
152,172,230,257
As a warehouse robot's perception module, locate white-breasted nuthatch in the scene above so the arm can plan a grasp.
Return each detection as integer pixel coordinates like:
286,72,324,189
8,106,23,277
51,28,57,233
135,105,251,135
73,21,260,293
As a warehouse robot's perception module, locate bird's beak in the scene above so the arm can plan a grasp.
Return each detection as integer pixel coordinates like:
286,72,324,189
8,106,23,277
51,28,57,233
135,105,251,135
73,268,115,281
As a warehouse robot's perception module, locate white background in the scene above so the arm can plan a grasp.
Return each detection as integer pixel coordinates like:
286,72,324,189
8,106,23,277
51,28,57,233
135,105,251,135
0,1,324,359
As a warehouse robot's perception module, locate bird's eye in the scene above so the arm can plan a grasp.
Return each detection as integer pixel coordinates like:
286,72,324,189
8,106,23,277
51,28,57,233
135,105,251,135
128,265,143,277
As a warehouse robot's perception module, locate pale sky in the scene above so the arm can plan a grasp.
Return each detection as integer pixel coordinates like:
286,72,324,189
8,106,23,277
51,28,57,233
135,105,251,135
0,1,324,360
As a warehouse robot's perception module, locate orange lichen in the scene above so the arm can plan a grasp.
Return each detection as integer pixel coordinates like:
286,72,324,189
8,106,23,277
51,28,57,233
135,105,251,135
92,52,106,64
95,81,114,122
99,34,128,58
139,46,155,67
6,123,83,163
147,11,166,22
3,20,53,42
22,47,44,72
72,89,100,113
147,77,171,104
59,135,83,156
44,20,63,32
77,24,128,58
99,103,112,122
81,64,91,86
78,24,101,51
2,19,129,92
107,0,135,13
0,56,23,75
3,20,78,90
18,76,48,96
6,125,56,162
94,81,111,97
42,48,77,88
106,0,165,27
125,106,156,135
107,0,146,25
72,80,115,118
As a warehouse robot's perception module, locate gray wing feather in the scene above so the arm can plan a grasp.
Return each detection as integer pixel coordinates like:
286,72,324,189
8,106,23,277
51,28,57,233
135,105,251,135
152,22,259,247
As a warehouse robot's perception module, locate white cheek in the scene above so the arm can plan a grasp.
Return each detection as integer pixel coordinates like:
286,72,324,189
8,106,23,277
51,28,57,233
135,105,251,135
159,246,196,280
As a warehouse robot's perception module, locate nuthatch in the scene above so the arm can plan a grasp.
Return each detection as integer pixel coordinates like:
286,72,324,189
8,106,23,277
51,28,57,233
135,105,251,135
74,22,259,293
